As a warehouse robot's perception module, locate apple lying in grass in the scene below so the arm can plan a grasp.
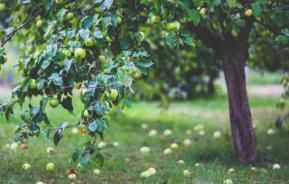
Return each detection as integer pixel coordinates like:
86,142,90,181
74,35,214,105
22,163,31,170
46,147,55,155
46,162,55,171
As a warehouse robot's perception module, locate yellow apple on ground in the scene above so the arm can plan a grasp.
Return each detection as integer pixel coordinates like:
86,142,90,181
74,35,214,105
46,147,55,154
93,169,101,175
71,127,79,134
68,173,76,181
46,162,55,171
22,163,31,170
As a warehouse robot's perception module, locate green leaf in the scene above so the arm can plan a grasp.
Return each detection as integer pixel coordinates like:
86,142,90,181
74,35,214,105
0,48,7,70
137,60,153,68
102,0,114,10
88,121,98,133
61,96,73,112
186,9,200,26
252,2,262,17
71,149,81,162
180,31,195,46
53,129,63,146
41,59,51,70
166,33,177,48
53,122,68,146
80,16,97,29
226,0,242,9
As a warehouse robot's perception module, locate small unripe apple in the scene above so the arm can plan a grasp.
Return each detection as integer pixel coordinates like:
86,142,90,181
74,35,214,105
49,98,59,108
66,12,74,21
135,31,145,42
55,0,64,5
231,30,238,37
106,89,118,101
84,38,94,47
0,3,5,11
46,162,55,171
117,16,122,24
80,89,89,104
81,89,88,97
106,36,112,42
98,55,106,63
95,7,103,13
36,19,43,28
245,9,253,17
150,15,160,24
74,82,82,89
131,68,142,79
166,21,181,31
27,45,35,54
63,49,72,57
83,109,91,118
199,8,206,16
74,48,86,60
29,79,37,89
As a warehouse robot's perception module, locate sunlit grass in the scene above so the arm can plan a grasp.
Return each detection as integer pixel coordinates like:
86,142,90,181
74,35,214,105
0,94,288,183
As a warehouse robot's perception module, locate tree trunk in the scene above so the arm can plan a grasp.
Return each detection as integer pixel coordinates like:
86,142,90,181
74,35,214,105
207,75,215,95
223,49,257,164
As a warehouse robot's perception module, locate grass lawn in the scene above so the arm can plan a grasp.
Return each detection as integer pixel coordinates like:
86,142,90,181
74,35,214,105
0,95,289,184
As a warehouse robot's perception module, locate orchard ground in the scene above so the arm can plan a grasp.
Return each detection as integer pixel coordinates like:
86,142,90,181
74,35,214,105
1,90,289,183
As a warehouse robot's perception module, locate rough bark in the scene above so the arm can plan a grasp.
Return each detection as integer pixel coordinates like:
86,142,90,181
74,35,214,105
223,48,257,164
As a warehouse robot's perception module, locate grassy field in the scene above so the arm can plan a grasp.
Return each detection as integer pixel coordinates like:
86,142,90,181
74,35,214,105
1,94,289,184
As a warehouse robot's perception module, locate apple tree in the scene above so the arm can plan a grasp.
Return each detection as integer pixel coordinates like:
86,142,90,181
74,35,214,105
0,0,152,167
137,0,288,163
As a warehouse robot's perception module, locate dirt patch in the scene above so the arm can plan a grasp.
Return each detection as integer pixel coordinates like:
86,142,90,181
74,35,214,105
248,85,283,96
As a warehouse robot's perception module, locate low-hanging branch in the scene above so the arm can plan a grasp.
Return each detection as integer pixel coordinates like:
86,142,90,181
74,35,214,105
0,9,43,47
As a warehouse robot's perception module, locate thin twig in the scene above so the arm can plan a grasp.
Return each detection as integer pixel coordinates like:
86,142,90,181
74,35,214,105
1,9,43,47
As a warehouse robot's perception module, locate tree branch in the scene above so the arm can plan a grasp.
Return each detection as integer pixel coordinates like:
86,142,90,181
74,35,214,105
185,23,224,51
0,9,43,47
